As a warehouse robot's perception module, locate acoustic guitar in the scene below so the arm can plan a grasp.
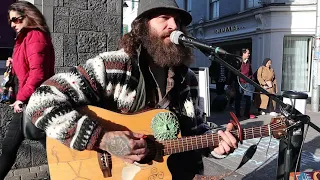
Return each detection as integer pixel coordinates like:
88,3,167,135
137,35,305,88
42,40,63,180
46,105,287,180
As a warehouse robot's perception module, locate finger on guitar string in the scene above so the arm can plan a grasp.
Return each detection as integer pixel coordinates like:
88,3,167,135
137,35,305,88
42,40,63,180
218,129,238,149
226,122,234,132
121,157,135,164
224,122,238,148
125,153,145,162
224,131,238,148
131,147,149,157
220,140,232,154
131,132,147,139
214,142,227,155
131,137,148,150
99,131,148,158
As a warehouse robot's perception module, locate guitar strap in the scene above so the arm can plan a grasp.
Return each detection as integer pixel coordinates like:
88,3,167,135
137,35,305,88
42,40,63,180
157,95,170,109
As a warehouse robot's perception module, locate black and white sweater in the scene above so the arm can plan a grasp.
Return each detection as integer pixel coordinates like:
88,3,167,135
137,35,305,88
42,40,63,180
26,49,209,151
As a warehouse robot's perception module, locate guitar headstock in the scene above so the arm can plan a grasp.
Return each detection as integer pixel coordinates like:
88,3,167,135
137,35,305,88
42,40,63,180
270,117,288,139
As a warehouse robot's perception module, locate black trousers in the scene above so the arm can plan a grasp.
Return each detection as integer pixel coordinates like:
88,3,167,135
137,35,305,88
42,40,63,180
216,82,226,95
0,112,46,179
234,83,251,117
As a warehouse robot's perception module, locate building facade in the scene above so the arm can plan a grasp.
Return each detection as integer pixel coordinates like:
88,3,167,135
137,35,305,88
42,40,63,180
123,0,139,33
176,0,317,95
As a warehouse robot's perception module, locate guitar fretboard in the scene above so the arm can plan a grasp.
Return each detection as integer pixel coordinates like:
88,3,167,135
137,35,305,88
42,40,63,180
160,124,273,155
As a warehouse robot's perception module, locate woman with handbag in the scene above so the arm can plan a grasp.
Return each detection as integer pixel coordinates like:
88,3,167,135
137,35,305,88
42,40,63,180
0,1,55,179
254,58,278,116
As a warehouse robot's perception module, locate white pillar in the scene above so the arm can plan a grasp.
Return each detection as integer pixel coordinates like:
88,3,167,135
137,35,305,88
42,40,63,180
311,0,320,112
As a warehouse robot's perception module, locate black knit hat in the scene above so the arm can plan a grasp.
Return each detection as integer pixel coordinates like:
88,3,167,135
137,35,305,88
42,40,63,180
135,0,192,25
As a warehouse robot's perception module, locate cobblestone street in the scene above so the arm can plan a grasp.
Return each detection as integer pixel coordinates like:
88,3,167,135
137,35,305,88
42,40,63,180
203,104,320,179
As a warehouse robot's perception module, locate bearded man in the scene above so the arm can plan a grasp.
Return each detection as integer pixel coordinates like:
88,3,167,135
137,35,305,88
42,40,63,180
26,0,238,179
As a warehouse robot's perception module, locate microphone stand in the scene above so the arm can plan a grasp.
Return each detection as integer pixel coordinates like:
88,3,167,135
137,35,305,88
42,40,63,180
203,51,320,180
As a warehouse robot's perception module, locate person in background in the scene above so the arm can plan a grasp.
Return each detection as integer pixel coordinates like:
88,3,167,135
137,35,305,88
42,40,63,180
255,58,278,116
0,1,55,179
232,48,256,119
25,0,238,179
209,56,230,112
209,60,228,95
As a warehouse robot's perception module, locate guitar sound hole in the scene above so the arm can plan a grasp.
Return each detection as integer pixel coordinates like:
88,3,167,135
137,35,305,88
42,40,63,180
137,138,162,164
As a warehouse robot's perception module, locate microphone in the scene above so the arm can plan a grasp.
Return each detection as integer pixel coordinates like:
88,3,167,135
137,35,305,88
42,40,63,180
170,30,230,55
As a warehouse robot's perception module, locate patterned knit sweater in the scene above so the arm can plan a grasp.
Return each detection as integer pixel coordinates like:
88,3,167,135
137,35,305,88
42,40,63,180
26,49,209,151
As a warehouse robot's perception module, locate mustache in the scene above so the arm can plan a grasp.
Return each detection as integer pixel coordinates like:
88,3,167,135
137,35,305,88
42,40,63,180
160,32,171,38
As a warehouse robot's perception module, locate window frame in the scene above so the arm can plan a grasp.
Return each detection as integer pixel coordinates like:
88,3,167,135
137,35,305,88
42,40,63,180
184,0,192,13
281,36,313,92
245,0,261,9
209,0,219,20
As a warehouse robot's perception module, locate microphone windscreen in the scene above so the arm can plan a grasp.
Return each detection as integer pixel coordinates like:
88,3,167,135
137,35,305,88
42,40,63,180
170,30,184,45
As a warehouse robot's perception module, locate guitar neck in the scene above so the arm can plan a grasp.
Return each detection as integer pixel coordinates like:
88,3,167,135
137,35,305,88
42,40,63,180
160,124,272,155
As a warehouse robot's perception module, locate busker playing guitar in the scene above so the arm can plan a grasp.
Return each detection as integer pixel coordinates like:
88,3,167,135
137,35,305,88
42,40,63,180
26,0,238,179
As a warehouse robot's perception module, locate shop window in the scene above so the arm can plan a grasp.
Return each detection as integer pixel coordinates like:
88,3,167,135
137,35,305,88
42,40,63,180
209,0,219,20
282,36,312,92
245,0,261,9
184,0,192,13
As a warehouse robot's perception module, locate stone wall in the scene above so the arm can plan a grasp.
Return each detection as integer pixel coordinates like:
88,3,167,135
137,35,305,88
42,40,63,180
52,0,122,73
0,0,122,177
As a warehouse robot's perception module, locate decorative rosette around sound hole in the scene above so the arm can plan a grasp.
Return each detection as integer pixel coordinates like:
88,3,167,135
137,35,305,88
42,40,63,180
150,112,180,141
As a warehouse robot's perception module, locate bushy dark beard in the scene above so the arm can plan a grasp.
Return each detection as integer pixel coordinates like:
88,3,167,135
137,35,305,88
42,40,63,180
141,28,193,67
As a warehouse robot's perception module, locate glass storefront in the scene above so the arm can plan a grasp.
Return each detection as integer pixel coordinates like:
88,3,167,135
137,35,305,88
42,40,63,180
282,36,313,92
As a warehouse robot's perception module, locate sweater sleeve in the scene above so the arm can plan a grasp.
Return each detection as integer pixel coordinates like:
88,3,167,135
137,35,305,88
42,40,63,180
25,55,108,151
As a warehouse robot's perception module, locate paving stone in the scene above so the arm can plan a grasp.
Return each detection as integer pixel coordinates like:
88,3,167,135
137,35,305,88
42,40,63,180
4,176,20,180
39,165,49,172
13,168,30,176
20,173,36,180
29,167,40,173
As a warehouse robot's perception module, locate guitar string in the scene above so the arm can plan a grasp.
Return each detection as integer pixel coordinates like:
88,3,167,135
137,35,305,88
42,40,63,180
161,122,283,145
100,122,285,161
100,123,284,162
106,123,284,156
160,123,284,153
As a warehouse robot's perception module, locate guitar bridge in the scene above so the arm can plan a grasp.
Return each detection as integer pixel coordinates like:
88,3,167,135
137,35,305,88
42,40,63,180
98,151,112,178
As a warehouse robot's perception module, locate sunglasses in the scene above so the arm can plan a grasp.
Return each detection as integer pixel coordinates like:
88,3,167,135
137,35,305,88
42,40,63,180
9,16,24,24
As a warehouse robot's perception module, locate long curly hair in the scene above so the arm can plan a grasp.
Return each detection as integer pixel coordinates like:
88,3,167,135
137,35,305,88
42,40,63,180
119,18,149,58
8,1,51,36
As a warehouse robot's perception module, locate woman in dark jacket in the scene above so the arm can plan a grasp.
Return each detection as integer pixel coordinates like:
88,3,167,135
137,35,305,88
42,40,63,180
0,1,55,178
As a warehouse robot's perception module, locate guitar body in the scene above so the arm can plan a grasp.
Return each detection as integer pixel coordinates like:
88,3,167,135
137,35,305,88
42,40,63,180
46,106,288,180
47,106,174,180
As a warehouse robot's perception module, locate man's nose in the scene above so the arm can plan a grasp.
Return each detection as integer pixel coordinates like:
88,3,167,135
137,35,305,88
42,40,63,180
167,17,178,31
